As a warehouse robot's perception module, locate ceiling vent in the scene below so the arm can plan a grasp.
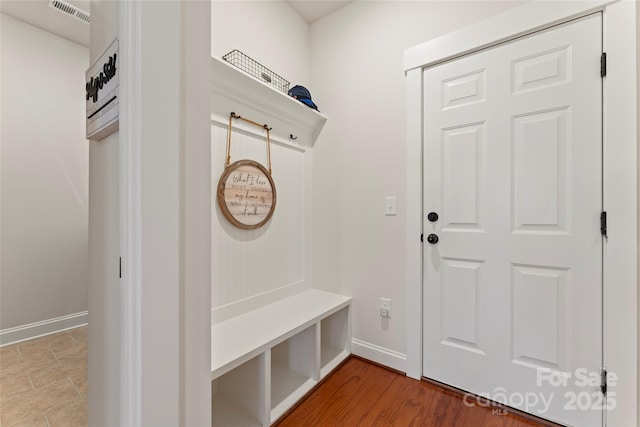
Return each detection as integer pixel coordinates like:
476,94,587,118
48,0,90,24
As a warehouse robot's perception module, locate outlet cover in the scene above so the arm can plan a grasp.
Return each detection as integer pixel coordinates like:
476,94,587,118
380,298,391,318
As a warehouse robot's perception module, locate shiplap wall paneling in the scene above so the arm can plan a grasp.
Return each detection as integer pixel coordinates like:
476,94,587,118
211,119,307,308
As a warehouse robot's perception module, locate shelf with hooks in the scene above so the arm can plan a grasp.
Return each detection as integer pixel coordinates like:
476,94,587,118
211,56,327,146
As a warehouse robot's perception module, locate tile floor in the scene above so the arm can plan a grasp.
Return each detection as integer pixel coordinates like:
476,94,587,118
0,327,87,427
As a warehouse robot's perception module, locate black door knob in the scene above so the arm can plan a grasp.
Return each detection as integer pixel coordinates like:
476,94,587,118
427,234,439,244
427,212,439,222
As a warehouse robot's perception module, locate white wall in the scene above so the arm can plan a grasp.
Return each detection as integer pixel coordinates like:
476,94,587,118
134,2,213,422
211,0,311,89
309,1,525,363
87,1,121,425
89,1,212,424
0,13,88,333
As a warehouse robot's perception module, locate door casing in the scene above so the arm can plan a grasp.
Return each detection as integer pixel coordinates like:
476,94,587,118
404,1,637,426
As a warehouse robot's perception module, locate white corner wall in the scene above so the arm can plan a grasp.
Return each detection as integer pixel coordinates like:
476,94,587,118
87,1,121,425
90,1,212,425
0,13,89,340
211,0,311,87
309,1,525,369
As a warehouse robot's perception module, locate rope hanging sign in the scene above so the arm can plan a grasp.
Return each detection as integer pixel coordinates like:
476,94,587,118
217,112,276,230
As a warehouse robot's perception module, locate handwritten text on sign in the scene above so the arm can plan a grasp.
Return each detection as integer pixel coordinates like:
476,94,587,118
222,164,274,227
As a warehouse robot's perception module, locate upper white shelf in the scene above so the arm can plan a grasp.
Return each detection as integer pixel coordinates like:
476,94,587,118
211,56,328,145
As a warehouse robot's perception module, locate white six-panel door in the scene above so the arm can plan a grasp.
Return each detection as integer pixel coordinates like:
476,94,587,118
422,14,603,426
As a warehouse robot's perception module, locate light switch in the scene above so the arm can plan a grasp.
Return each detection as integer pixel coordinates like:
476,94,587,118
385,197,397,216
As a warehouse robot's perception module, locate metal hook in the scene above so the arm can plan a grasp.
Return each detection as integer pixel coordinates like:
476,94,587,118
290,134,298,140
231,112,271,131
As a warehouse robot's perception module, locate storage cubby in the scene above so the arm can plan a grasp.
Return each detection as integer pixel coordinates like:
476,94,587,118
270,325,317,421
320,306,351,377
212,355,267,427
211,289,351,426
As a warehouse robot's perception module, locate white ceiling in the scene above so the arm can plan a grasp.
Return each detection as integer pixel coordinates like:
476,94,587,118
286,0,352,24
0,0,350,49
0,0,90,47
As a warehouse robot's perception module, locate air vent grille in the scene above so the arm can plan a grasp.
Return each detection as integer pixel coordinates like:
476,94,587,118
48,0,90,24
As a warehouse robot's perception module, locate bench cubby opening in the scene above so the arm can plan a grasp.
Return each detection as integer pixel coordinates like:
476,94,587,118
269,324,318,421
212,354,267,427
320,305,351,377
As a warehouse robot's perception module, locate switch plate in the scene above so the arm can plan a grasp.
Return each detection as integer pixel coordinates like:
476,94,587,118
385,197,397,216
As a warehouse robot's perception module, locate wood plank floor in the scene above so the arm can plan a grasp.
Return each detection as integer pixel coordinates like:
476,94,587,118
276,357,561,427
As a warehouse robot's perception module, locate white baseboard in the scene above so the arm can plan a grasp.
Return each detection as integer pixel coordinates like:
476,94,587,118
0,311,88,347
351,338,407,373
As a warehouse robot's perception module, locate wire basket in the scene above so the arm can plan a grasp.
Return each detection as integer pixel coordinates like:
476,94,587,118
222,50,290,94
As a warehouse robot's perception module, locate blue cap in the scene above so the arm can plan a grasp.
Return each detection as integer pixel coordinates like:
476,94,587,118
288,85,318,111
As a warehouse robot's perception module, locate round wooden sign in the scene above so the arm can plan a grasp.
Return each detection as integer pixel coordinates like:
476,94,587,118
217,159,276,229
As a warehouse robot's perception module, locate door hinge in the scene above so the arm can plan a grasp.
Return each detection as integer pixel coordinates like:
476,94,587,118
600,211,607,238
421,233,424,243
119,257,122,279
601,368,608,395
601,52,607,77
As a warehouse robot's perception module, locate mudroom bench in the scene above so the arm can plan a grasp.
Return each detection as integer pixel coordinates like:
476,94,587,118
211,289,352,426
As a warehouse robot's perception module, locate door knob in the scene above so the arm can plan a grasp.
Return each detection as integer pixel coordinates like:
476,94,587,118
427,212,439,222
427,234,439,244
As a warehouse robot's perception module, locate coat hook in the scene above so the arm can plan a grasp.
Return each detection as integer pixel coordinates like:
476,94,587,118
290,134,298,140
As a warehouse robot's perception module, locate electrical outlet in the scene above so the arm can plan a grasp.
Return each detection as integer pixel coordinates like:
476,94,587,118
380,298,391,318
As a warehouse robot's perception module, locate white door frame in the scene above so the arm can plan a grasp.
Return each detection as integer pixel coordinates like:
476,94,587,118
118,1,212,425
118,2,142,423
404,1,637,426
